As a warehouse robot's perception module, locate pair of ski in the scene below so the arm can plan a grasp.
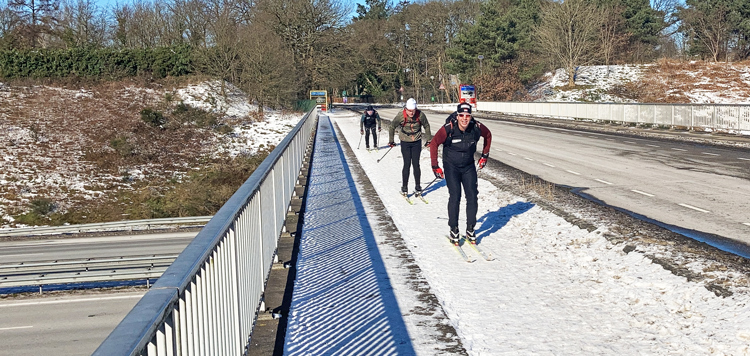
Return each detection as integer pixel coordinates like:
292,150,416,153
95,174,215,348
400,191,428,205
449,236,495,263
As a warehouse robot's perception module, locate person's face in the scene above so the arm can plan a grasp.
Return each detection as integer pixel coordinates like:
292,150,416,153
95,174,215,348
457,112,471,129
404,108,416,118
367,110,374,115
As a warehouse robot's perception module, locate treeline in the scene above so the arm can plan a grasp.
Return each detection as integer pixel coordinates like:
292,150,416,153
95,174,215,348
0,0,747,104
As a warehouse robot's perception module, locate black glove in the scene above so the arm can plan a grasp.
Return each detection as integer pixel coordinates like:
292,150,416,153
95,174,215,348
424,140,431,148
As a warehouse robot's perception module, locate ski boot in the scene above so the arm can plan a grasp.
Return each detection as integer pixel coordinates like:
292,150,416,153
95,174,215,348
449,228,460,245
413,185,423,197
466,229,477,244
400,186,408,197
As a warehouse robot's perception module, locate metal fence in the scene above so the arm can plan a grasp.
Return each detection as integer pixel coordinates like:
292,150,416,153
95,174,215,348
479,102,750,133
93,109,318,356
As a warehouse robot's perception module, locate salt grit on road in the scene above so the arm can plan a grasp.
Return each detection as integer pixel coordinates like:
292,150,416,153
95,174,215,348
329,110,750,355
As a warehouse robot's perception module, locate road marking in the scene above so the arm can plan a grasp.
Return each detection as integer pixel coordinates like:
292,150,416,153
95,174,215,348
0,326,33,331
738,157,750,161
671,148,687,151
605,138,614,141
589,136,598,139
594,179,613,185
631,189,654,197
543,163,555,168
743,223,750,227
624,141,637,144
0,294,143,308
701,152,719,156
507,152,517,156
646,144,660,148
524,157,534,161
679,203,710,213
565,170,581,175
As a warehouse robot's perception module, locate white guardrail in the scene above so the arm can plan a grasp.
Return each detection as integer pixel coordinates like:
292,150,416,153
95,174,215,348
477,101,750,133
93,108,318,356
0,216,213,237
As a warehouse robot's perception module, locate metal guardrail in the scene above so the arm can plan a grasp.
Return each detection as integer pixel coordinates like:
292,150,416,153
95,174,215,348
479,102,750,133
94,108,318,356
0,216,213,237
0,254,177,289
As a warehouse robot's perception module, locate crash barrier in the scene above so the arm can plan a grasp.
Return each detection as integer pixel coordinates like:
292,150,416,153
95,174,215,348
0,216,213,237
479,102,750,133
93,108,318,356
0,254,177,291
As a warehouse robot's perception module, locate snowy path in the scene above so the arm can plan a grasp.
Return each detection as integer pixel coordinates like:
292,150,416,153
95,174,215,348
287,111,750,355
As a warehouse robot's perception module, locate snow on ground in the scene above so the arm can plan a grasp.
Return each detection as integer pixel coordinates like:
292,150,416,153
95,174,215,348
0,81,302,228
175,80,301,157
329,109,750,355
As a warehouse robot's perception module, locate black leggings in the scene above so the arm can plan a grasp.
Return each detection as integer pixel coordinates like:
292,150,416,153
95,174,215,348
364,126,377,147
400,140,422,189
445,162,478,231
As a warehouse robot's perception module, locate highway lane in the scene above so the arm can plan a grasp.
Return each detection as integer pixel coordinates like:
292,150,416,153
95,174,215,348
0,292,144,356
371,107,750,250
0,231,196,264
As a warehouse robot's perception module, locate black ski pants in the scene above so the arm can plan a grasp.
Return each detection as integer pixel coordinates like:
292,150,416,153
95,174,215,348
400,140,422,190
445,162,478,231
364,126,377,147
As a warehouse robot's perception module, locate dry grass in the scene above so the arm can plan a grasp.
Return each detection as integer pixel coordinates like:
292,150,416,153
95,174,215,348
611,59,750,103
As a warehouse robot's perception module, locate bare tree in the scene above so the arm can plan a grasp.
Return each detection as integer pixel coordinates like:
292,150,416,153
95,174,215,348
535,0,604,87
237,21,295,114
8,0,59,48
599,4,628,67
680,4,733,62
58,0,108,48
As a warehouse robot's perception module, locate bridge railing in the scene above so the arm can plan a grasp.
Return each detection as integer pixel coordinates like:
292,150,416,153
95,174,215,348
93,108,318,356
478,102,750,133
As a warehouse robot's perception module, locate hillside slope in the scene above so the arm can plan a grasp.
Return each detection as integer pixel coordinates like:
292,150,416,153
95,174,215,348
0,79,301,228
531,60,750,104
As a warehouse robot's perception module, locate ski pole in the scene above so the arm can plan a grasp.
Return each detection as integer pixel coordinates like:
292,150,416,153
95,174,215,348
378,129,382,150
357,132,363,149
422,177,440,192
376,146,393,163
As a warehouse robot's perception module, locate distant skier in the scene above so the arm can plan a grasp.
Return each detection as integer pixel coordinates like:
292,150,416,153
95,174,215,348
388,98,432,196
360,105,381,150
429,102,492,245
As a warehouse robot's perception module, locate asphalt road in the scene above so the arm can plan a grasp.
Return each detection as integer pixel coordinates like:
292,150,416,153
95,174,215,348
374,107,750,250
0,291,144,356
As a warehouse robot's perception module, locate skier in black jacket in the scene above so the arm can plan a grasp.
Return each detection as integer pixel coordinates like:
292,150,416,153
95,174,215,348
360,105,381,150
429,102,492,245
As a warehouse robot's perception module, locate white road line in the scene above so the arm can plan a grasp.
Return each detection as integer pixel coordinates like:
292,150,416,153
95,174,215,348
0,294,143,308
605,138,614,141
631,189,654,197
646,144,660,148
671,148,687,151
524,157,534,161
0,326,33,331
701,152,719,156
738,157,750,161
543,163,555,168
743,223,750,227
594,179,613,185
507,152,517,156
565,170,581,175
624,141,637,144
588,136,598,139
678,203,711,213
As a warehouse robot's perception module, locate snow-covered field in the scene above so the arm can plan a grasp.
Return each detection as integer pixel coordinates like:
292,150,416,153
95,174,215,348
329,110,750,355
0,80,301,228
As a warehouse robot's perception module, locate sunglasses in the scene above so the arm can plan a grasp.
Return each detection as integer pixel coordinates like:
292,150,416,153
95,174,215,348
457,113,471,118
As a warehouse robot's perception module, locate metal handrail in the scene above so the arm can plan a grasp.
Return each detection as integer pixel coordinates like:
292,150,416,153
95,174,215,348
478,101,750,133
93,108,318,356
